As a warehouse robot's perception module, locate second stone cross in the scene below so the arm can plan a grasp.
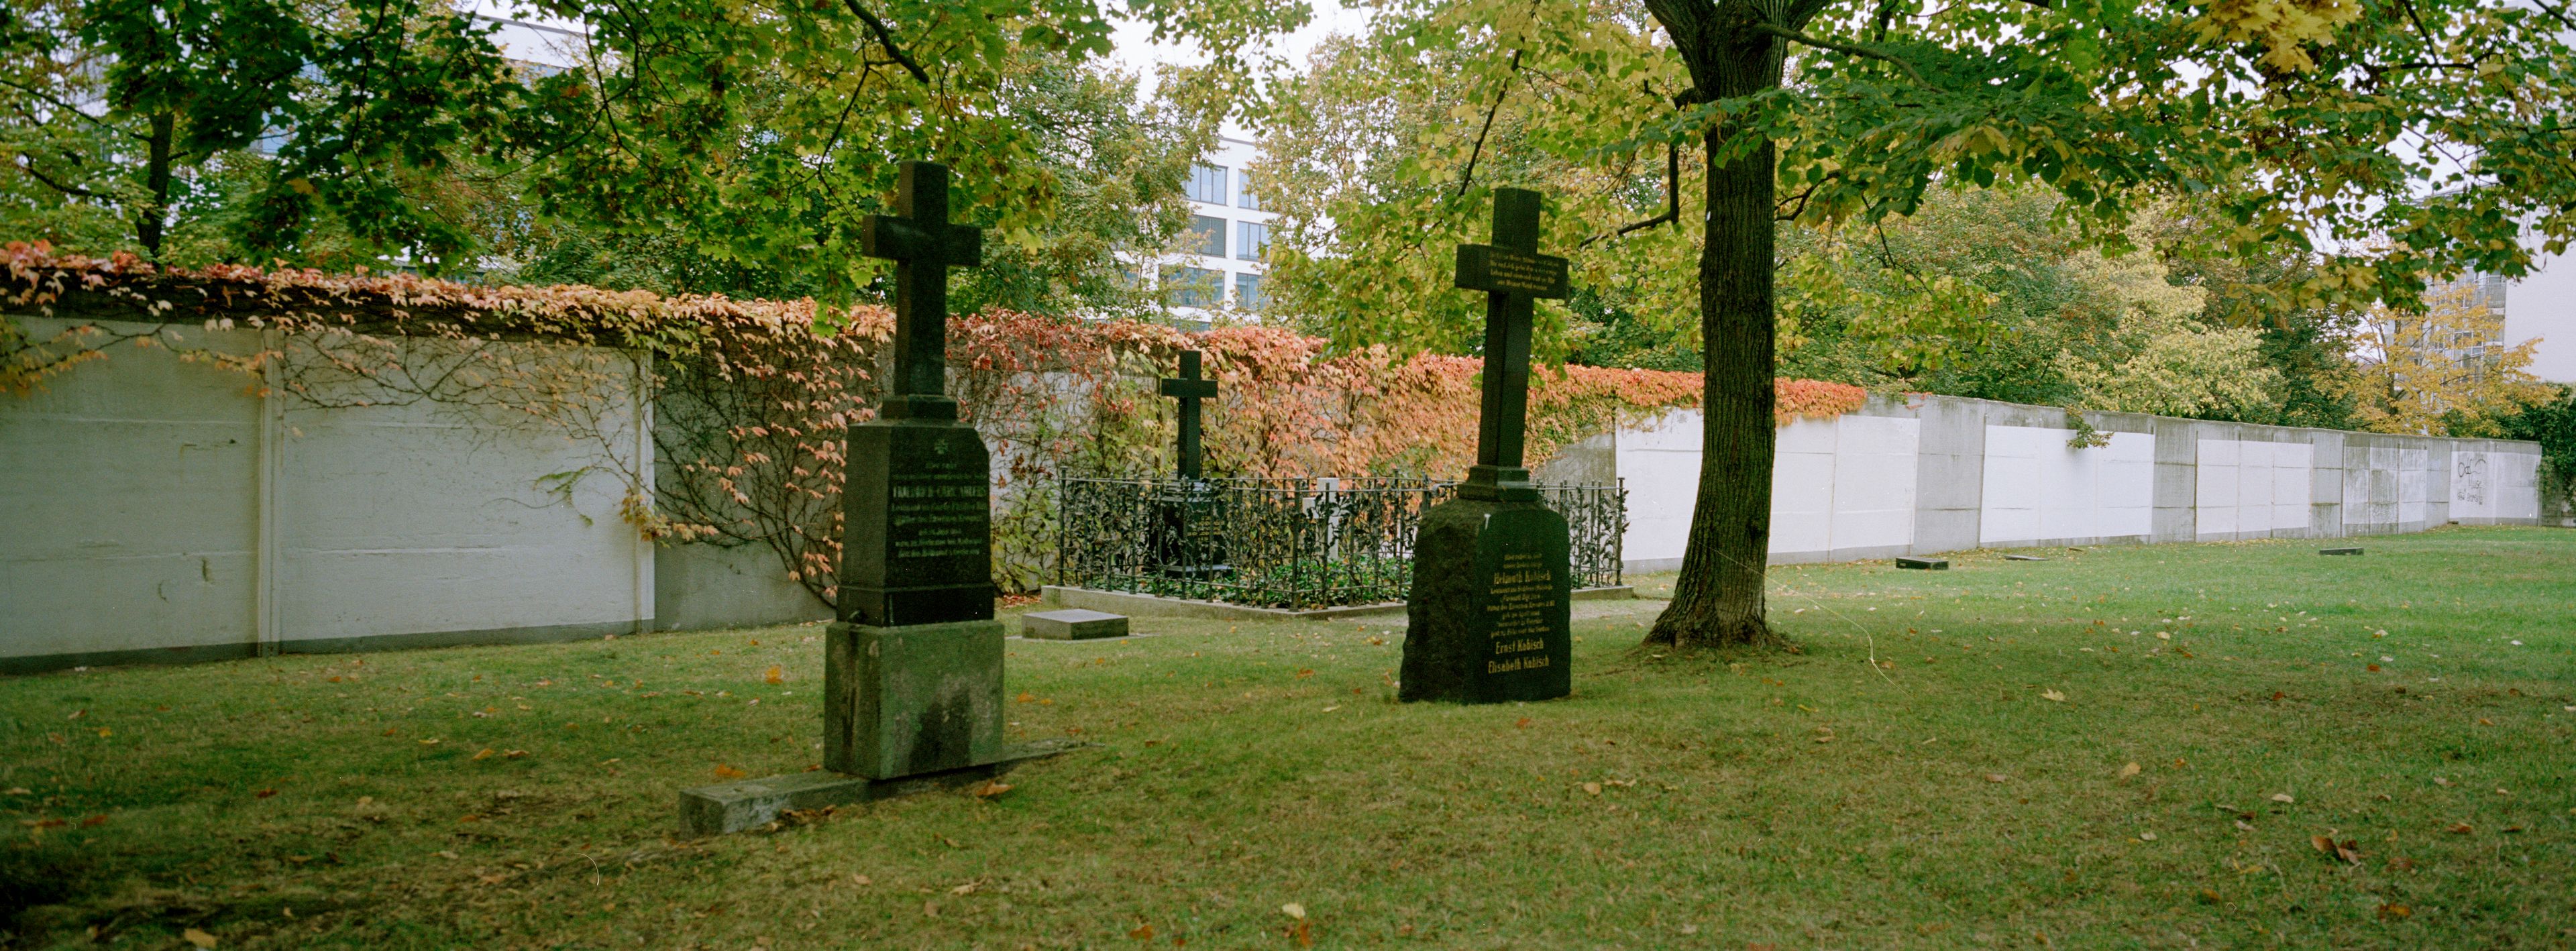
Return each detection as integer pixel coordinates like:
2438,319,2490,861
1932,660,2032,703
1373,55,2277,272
1400,187,1575,704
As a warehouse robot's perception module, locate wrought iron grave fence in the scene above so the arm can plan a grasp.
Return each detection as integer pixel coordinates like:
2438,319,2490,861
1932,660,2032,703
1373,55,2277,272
1057,475,1626,610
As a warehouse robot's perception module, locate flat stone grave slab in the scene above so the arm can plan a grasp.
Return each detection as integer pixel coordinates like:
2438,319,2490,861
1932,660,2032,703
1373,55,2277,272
2320,547,2363,556
2003,555,2048,561
1022,609,1128,640
1896,557,1949,570
679,739,1080,836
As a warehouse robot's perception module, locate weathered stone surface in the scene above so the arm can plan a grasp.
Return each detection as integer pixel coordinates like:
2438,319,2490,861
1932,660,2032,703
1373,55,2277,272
679,738,1079,836
1022,609,1128,640
839,421,994,628
1400,498,1571,704
1896,557,1949,570
824,620,1004,779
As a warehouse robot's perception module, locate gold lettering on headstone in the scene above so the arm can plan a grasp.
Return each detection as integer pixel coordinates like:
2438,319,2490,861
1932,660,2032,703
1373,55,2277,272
1483,249,1563,294
890,467,987,559
1482,550,1559,672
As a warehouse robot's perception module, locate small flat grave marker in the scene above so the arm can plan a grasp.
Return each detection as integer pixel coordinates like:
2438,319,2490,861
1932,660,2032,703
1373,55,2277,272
2003,555,2047,561
1896,557,1949,570
2320,547,2363,556
1023,609,1129,640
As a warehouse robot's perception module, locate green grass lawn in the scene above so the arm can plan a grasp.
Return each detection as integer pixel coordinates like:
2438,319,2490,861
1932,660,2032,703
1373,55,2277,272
4,526,2573,949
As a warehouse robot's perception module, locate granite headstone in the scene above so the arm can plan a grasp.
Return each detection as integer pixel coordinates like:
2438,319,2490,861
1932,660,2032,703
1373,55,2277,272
1400,187,1574,704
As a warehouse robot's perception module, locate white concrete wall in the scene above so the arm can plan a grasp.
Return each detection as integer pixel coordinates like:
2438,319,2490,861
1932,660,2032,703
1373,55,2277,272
1,318,653,672
1978,426,2152,546
2194,439,2316,538
1614,396,2548,572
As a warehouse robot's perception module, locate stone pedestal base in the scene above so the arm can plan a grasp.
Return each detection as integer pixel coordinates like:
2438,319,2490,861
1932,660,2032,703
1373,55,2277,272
678,739,1079,835
1399,497,1572,704
824,620,1005,779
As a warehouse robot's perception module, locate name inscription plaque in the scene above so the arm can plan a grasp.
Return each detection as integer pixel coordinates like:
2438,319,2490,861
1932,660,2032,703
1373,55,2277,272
840,422,994,627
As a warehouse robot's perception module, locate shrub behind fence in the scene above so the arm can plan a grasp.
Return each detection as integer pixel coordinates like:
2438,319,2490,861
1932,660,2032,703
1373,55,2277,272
1058,475,1625,609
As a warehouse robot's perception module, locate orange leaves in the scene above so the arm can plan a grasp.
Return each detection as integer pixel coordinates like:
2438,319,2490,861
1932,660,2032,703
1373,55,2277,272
2310,834,2362,865
1774,378,1868,425
713,765,749,779
765,665,784,685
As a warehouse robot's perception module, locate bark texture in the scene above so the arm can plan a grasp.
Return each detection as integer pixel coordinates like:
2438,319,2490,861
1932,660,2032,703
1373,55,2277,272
1642,0,1803,649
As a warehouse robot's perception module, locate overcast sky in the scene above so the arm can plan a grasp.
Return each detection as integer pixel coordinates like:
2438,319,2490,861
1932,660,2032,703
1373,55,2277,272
1101,0,1375,139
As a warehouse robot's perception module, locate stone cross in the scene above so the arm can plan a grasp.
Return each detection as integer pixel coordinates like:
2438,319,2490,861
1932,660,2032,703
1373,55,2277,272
862,160,983,421
1159,350,1218,479
1452,187,1568,500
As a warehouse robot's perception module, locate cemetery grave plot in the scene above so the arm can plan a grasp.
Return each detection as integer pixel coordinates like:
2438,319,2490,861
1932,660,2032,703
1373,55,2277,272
1,527,2568,948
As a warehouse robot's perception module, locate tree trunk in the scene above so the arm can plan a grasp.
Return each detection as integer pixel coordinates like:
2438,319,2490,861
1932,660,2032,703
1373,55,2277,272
1646,4,1788,649
136,111,174,260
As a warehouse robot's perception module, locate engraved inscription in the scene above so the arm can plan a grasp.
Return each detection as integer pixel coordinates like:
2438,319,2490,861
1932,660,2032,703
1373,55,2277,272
890,466,987,561
1483,249,1566,294
1482,550,1559,674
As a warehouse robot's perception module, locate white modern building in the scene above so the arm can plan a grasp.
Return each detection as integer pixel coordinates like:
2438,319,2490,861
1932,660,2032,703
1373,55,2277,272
1152,136,1277,323
2503,247,2576,383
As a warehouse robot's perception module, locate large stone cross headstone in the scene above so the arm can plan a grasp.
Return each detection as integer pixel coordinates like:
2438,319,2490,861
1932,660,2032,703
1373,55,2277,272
829,160,1004,779
680,160,1069,836
1159,350,1218,480
1400,187,1574,704
1155,350,1228,579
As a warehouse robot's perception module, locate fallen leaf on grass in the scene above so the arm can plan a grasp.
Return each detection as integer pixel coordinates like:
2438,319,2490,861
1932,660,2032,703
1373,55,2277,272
2040,689,2066,703
474,748,495,761
2270,793,2295,803
2310,834,2361,864
1016,693,1036,704
181,928,217,948
504,749,529,759
1581,782,1602,795
81,815,107,827
1291,920,1313,948
1984,774,2009,783
1129,924,1155,940
2446,823,2474,834
949,882,977,895
967,781,1012,799
1514,718,1532,729
1280,903,1305,919
2378,903,2411,920
255,789,278,799
713,765,749,779
2117,762,2141,779
765,666,784,685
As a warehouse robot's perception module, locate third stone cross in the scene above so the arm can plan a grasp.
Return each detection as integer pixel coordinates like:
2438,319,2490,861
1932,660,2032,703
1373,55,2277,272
1400,187,1576,704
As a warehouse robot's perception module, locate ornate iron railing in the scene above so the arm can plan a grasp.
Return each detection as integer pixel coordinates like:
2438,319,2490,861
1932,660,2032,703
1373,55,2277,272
1057,475,1626,609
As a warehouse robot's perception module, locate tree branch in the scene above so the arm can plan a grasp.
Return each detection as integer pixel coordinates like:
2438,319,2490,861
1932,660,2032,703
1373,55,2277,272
1582,141,1682,247
1750,22,1928,85
841,0,930,86
11,154,104,199
2528,0,2576,33
1456,49,1525,198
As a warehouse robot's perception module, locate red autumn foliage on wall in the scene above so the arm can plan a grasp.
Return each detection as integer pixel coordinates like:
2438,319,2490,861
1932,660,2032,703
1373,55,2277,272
3,241,1867,596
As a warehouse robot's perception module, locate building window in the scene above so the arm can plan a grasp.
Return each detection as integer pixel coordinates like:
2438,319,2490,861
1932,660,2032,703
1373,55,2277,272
1162,266,1221,308
1187,164,1228,205
1187,215,1226,257
1236,221,1267,261
1234,272,1265,311
1235,169,1262,211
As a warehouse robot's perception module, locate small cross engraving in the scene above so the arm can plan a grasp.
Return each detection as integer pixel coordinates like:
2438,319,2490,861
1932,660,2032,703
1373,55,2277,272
1452,187,1569,500
862,160,983,421
1159,350,1220,479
